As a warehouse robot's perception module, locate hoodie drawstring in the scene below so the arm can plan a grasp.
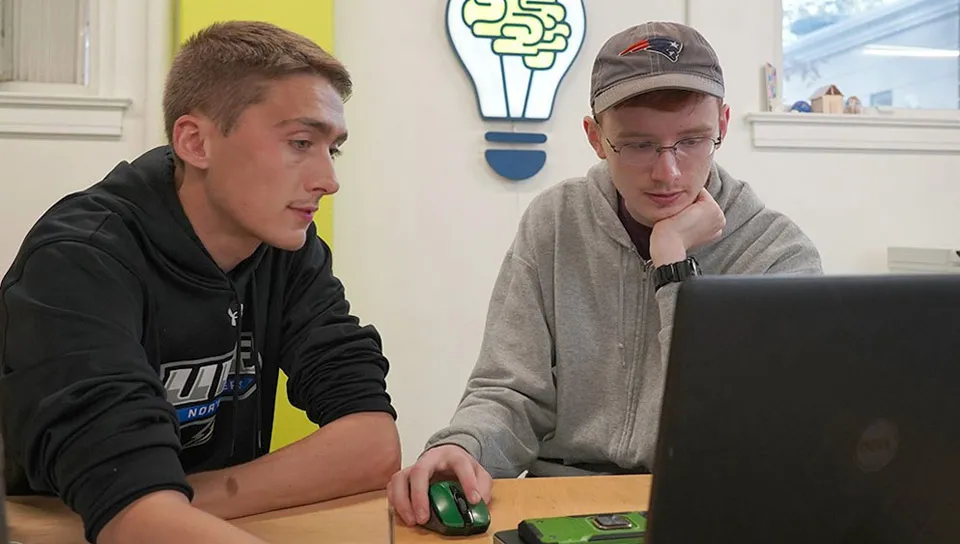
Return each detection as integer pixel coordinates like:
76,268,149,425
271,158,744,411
249,273,262,456
229,298,242,457
227,278,263,459
618,249,626,367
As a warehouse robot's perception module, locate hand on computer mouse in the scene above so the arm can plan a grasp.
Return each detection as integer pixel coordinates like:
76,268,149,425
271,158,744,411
387,444,493,527
418,480,490,536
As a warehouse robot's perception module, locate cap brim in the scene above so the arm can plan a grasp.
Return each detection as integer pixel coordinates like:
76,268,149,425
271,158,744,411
593,73,724,113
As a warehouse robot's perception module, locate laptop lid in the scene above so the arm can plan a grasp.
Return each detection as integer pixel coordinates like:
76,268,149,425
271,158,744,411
646,274,960,543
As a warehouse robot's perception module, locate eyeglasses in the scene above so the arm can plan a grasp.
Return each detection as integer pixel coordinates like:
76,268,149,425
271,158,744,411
605,135,722,167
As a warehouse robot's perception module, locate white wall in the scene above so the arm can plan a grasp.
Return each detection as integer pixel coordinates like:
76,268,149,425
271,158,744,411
335,0,960,465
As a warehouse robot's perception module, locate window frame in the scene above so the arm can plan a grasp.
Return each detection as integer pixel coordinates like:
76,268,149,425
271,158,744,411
0,0,9,82
0,0,134,138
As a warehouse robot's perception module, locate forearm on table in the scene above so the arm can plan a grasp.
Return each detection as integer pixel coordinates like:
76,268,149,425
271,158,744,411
188,411,401,519
97,490,267,544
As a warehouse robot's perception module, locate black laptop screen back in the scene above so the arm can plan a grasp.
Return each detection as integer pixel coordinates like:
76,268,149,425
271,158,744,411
647,275,960,544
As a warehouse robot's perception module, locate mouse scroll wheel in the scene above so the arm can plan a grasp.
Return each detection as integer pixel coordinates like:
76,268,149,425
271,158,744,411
452,491,474,526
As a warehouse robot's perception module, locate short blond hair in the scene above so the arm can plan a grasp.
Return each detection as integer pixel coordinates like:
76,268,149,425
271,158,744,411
163,20,351,144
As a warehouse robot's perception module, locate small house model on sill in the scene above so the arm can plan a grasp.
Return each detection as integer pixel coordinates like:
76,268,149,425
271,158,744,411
810,84,845,114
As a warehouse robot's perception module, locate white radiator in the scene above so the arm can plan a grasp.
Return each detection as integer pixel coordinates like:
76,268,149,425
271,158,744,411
887,247,960,274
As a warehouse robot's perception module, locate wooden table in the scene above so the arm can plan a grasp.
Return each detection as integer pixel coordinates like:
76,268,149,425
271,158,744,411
5,475,651,543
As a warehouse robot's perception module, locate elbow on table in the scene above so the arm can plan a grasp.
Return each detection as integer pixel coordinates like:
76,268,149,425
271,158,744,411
327,411,401,493
370,425,402,488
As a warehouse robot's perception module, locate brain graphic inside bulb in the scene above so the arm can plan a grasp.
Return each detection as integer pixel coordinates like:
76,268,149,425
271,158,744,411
446,0,586,181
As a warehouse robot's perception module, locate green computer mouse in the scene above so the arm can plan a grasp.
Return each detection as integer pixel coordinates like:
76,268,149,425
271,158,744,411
421,480,491,536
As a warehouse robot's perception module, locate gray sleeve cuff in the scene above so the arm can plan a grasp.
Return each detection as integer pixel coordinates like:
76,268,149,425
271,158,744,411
655,282,682,361
655,282,681,326
422,433,482,462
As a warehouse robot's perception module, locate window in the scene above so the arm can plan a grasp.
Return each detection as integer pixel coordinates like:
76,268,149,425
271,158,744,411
0,0,135,139
0,0,92,93
782,0,959,110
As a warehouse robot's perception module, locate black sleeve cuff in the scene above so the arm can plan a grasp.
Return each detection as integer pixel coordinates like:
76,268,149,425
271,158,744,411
73,447,192,543
316,396,398,428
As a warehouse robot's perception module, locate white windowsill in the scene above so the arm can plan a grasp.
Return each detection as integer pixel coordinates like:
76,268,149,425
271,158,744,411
744,111,960,153
0,92,132,138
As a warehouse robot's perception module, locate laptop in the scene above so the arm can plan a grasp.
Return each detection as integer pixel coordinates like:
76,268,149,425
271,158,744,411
646,274,960,543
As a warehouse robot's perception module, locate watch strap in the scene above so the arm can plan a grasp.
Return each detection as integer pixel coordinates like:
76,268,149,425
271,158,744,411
654,257,701,291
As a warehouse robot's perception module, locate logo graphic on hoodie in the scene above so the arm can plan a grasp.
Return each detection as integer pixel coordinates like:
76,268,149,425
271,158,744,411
160,331,260,449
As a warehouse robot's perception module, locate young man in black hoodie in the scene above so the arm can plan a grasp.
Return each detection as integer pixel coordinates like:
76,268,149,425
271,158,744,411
0,21,400,544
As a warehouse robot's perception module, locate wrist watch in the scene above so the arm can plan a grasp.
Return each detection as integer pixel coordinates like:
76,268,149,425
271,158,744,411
653,256,701,291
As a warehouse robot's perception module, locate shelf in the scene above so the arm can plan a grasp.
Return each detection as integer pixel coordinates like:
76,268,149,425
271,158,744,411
744,111,960,152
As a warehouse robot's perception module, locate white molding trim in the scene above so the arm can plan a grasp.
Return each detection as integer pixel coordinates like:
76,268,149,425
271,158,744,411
0,92,130,137
744,112,960,152
144,0,172,148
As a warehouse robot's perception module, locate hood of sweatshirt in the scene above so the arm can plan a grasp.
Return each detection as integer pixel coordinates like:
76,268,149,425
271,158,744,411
23,145,269,465
91,146,268,285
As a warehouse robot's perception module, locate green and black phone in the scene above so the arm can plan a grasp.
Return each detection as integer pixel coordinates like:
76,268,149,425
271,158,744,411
513,511,647,544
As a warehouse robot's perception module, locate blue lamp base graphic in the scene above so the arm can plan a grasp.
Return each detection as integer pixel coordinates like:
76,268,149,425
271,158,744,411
484,131,547,181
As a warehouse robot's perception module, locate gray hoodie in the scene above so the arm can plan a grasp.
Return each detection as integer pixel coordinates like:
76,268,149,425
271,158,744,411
424,160,822,477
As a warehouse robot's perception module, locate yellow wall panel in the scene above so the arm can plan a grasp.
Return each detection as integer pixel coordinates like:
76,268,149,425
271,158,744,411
174,0,336,451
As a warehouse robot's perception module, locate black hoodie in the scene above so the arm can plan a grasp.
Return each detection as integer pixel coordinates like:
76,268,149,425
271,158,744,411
0,146,396,542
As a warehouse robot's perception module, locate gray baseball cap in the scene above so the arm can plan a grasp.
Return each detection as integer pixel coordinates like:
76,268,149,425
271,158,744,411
590,21,725,114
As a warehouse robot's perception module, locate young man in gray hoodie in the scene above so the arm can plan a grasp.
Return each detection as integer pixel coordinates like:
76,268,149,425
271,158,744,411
388,21,822,526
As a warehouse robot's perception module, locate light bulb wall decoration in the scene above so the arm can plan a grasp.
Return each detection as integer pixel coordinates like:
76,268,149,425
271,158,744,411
446,0,586,181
